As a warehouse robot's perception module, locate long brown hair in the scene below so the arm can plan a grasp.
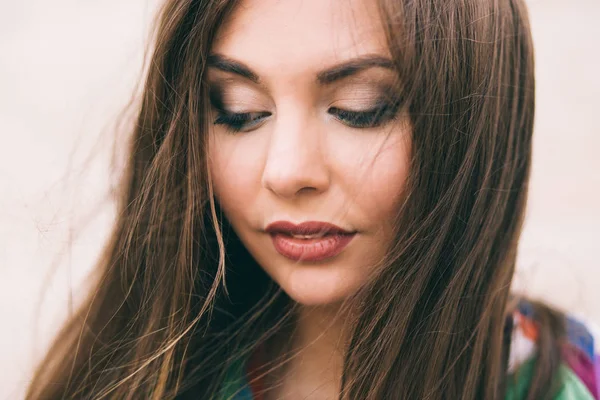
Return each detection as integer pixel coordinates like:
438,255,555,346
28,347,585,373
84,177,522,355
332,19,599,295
25,0,566,399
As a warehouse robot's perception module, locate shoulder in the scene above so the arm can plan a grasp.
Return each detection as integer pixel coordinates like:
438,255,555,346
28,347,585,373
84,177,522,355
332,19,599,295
505,299,600,399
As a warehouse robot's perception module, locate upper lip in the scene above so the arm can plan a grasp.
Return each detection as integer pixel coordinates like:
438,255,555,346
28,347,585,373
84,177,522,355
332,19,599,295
265,221,354,235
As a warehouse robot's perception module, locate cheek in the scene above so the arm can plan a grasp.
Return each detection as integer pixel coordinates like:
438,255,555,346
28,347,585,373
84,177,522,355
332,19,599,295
208,132,260,210
337,131,411,227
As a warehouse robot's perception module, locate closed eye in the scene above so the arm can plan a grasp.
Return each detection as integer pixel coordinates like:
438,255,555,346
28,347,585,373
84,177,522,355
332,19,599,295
213,106,397,132
328,103,397,129
213,110,271,133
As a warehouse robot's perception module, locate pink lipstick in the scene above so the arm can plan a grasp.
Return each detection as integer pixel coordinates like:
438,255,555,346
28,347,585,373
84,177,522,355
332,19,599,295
265,221,356,262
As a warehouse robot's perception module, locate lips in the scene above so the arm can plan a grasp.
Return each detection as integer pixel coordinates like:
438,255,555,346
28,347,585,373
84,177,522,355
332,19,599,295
265,221,352,236
265,221,356,262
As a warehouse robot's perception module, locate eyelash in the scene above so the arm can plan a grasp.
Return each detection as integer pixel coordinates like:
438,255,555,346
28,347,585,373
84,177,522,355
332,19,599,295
212,104,398,133
213,111,271,132
329,104,397,129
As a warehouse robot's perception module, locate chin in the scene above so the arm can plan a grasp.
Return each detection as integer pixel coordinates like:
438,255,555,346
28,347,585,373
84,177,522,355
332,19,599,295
284,290,343,306
274,264,361,306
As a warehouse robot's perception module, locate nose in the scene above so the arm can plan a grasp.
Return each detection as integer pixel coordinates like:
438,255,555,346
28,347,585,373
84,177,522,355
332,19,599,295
261,111,330,199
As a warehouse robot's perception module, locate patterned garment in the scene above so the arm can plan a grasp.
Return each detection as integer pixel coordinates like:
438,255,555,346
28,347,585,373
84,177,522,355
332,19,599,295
505,301,600,399
220,300,600,400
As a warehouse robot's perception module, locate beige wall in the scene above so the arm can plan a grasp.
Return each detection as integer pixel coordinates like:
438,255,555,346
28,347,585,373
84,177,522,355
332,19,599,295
0,0,598,398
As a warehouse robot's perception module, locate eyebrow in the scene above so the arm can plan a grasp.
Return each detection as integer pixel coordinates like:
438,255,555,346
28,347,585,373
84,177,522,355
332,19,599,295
206,53,395,85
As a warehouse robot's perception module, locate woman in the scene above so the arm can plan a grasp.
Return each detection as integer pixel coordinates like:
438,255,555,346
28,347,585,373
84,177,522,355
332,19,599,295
25,0,599,399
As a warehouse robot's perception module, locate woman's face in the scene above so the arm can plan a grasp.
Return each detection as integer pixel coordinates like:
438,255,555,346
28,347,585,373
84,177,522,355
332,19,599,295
208,0,411,305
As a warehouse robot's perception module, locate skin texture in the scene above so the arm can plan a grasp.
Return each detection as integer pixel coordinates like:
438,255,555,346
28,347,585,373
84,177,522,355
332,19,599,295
207,1,411,396
208,0,411,308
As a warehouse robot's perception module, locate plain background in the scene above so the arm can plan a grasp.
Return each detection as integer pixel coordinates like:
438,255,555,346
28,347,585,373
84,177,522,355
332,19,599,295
0,0,598,398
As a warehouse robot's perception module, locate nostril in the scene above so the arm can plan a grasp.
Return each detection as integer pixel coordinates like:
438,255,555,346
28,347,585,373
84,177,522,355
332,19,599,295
296,186,318,195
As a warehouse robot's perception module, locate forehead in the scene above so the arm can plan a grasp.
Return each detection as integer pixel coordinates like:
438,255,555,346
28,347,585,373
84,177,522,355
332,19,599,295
211,0,390,78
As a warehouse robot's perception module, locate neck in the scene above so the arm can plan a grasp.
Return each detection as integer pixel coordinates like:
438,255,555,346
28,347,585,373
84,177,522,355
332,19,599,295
266,302,351,399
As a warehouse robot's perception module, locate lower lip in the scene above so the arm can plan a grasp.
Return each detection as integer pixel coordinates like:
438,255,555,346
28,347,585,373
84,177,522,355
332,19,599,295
269,232,356,262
